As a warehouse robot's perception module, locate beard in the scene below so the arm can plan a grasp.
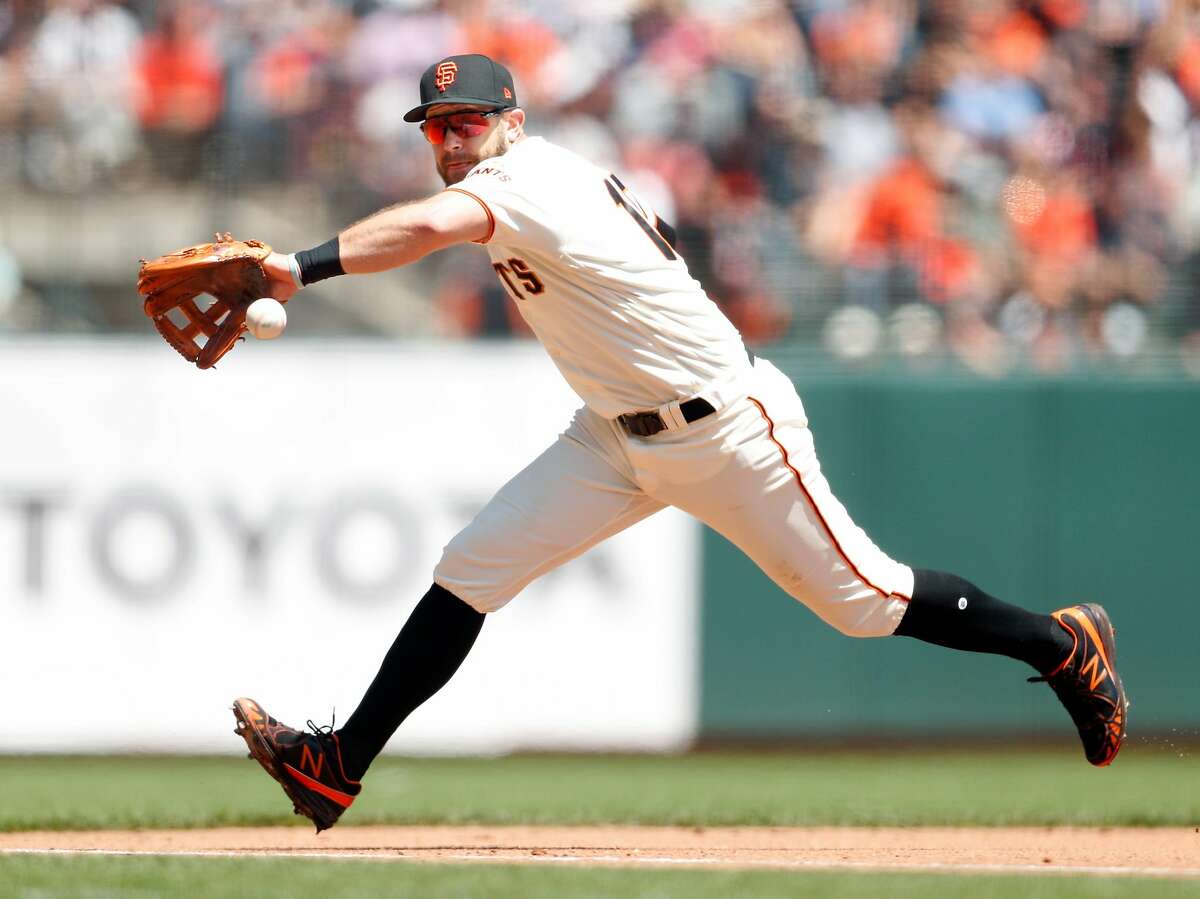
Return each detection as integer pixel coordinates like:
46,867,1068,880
437,130,512,186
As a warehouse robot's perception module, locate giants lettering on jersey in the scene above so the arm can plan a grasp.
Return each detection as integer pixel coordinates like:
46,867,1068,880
472,166,510,181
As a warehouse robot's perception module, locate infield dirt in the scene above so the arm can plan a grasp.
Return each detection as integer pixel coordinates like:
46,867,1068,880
3,826,1198,877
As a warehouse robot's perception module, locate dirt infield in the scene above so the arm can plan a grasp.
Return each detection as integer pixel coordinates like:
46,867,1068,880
3,826,1199,877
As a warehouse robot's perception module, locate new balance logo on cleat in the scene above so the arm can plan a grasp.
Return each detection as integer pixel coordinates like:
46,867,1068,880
232,697,361,832
299,743,325,779
1029,604,1129,767
1079,652,1108,691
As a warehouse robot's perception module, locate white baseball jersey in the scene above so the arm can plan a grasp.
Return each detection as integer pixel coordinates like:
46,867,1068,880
447,136,750,419
433,134,914,638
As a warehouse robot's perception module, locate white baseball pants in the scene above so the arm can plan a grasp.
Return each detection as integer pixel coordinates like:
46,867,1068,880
433,357,913,637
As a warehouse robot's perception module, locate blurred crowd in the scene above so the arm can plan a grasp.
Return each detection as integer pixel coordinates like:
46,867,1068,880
5,0,1200,373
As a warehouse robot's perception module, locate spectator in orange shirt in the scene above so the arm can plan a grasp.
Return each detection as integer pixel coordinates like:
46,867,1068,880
134,1,222,179
852,102,981,307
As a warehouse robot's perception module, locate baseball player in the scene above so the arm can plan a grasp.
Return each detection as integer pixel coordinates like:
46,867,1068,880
232,54,1128,832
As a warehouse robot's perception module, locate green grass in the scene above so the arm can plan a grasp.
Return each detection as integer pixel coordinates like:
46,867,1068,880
0,747,1196,831
0,856,1196,899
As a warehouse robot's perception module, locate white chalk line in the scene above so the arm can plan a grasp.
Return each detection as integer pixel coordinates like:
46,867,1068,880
2,847,1199,879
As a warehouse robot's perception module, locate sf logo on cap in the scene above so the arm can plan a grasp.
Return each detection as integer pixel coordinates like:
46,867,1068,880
435,61,458,92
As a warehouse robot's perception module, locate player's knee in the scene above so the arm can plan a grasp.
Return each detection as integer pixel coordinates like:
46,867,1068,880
427,580,496,616
434,517,535,614
432,547,518,614
459,593,504,614
792,590,906,638
830,618,895,639
430,571,510,614
459,590,506,614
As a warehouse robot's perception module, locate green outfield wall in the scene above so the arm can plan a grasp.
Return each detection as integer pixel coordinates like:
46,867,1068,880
700,372,1200,738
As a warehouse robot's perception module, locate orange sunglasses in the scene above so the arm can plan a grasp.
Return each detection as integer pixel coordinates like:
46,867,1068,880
421,111,503,145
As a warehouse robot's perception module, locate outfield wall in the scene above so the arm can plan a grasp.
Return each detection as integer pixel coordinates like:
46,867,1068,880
701,372,1200,738
0,340,698,753
2,339,1196,752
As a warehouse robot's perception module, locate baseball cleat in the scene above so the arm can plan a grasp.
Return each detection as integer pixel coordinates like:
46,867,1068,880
232,697,361,832
1030,604,1128,766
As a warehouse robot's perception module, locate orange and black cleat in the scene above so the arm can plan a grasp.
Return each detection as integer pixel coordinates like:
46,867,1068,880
1030,604,1129,766
232,697,361,832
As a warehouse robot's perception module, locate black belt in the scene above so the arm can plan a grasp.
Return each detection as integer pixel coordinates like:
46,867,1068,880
617,397,716,437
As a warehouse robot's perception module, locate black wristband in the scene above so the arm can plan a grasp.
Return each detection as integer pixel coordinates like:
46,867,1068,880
295,236,344,285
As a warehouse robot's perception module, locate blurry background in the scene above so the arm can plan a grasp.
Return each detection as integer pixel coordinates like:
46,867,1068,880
5,0,1200,371
1,0,1198,752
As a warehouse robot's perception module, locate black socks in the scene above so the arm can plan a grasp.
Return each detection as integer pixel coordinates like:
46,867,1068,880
336,583,485,781
894,569,1071,674
333,572,1068,781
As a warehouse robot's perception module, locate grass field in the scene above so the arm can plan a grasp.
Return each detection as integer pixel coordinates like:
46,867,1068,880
1,748,1197,897
3,855,1200,899
1,747,1195,831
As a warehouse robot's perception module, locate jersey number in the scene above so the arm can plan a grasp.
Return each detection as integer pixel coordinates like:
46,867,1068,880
605,174,677,261
493,257,545,300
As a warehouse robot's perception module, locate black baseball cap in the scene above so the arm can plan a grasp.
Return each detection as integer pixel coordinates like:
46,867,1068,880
404,54,518,123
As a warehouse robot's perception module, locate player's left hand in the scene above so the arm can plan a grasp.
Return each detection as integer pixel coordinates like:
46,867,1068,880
138,233,278,369
261,251,300,304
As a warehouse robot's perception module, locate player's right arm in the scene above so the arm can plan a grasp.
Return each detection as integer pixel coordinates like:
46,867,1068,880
259,190,490,300
338,190,490,272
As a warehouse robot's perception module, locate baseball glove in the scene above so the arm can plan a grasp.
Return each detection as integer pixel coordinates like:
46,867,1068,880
138,233,275,369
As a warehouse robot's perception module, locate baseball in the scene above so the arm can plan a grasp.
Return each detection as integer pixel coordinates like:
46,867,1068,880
246,298,287,340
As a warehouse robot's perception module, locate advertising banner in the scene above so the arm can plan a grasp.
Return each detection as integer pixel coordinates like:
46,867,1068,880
0,339,698,752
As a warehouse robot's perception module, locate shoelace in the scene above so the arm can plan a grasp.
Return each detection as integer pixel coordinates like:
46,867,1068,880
305,712,336,738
